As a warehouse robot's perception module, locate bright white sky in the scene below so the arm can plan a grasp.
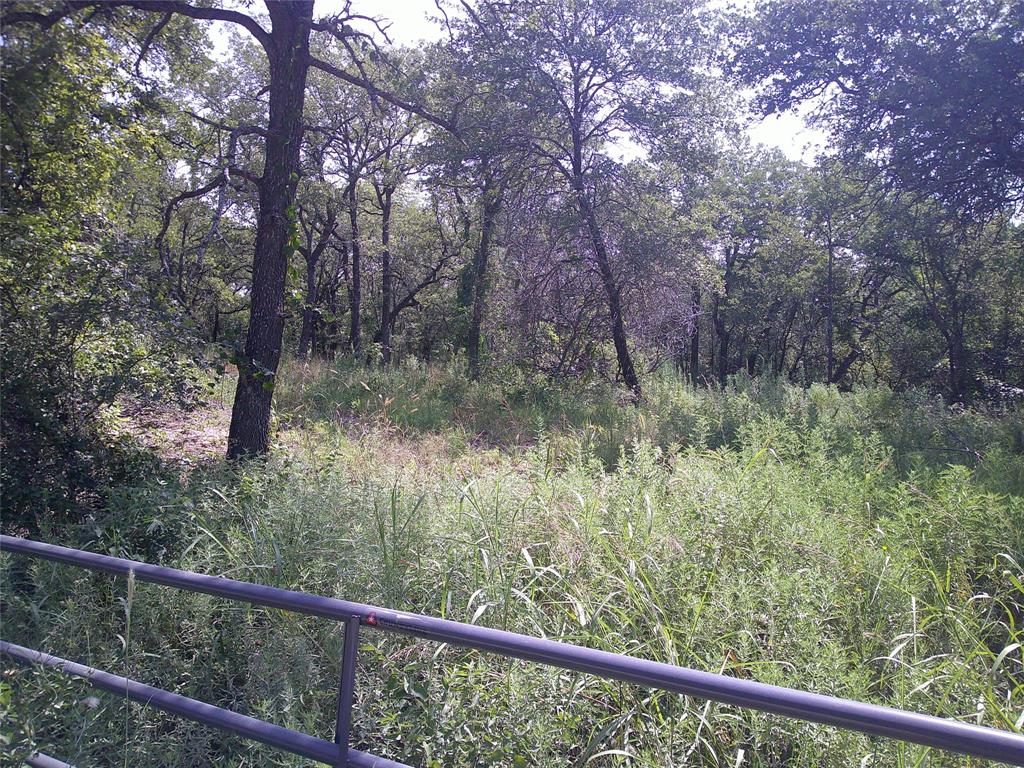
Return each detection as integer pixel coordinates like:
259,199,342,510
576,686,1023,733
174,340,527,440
213,0,828,163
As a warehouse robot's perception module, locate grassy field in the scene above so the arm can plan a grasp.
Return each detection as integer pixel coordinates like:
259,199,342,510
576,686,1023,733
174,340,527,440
3,360,1023,767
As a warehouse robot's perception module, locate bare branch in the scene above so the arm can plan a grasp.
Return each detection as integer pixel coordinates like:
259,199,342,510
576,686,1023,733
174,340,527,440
115,1,272,53
186,110,272,140
312,13,392,46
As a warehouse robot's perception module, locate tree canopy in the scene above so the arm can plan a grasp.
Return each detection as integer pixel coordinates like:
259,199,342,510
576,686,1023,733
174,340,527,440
730,0,1024,218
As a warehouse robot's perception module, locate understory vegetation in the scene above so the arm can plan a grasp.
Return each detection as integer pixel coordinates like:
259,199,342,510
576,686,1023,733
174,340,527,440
3,364,1022,767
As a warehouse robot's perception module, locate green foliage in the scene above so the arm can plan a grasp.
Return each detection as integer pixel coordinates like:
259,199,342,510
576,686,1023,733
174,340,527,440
3,369,1022,766
730,0,1024,218
276,359,1024,478
0,24,203,531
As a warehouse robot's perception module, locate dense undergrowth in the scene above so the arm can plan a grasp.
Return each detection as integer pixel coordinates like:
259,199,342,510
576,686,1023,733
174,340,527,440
3,361,1023,766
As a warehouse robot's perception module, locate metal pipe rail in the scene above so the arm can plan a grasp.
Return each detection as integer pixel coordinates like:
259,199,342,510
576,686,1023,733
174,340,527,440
0,641,407,768
25,753,73,768
3,535,1023,766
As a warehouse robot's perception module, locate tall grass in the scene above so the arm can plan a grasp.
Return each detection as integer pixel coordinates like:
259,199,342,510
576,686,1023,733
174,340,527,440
2,361,1022,766
275,358,1024,480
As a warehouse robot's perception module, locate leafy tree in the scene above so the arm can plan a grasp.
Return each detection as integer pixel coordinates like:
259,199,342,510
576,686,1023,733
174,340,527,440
3,0,453,459
0,23,197,528
868,201,1018,402
419,36,533,379
731,0,1024,218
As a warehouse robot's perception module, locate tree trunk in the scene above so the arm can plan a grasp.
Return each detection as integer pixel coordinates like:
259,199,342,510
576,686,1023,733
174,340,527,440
947,330,971,404
298,250,317,360
468,185,499,380
714,294,729,387
346,182,362,354
570,190,639,396
325,292,340,358
826,227,835,383
568,120,640,398
714,245,738,388
298,211,335,359
326,237,349,358
226,1,312,460
379,187,394,364
583,199,640,398
832,348,860,385
689,284,700,387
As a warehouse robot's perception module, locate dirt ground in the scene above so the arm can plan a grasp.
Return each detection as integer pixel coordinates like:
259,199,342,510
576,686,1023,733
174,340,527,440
122,398,231,466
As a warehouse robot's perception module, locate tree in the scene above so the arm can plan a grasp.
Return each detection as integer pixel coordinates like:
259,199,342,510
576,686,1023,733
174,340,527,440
295,179,340,359
731,0,1024,219
454,0,717,397
0,19,202,527
420,39,530,379
703,149,803,384
371,192,463,360
366,56,420,365
869,201,1012,403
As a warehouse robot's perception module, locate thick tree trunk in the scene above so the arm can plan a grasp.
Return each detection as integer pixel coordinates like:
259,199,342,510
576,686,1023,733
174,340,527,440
947,330,971,404
227,1,312,460
379,187,393,364
832,348,860,385
346,182,362,354
468,187,499,380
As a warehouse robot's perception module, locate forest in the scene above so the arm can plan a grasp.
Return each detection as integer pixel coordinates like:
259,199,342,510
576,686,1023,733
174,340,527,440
1,0,1023,766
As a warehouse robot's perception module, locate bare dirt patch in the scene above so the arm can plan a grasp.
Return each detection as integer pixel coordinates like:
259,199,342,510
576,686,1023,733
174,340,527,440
122,399,231,467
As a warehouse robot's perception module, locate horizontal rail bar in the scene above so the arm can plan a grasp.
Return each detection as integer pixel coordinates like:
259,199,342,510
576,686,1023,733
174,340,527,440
0,642,409,768
4,535,1024,765
25,753,74,768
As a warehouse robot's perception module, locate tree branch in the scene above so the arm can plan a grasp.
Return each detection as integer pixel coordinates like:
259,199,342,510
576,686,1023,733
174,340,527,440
135,11,173,75
186,110,272,140
307,54,458,135
2,1,274,53
114,1,272,53
1,0,98,29
156,172,226,248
